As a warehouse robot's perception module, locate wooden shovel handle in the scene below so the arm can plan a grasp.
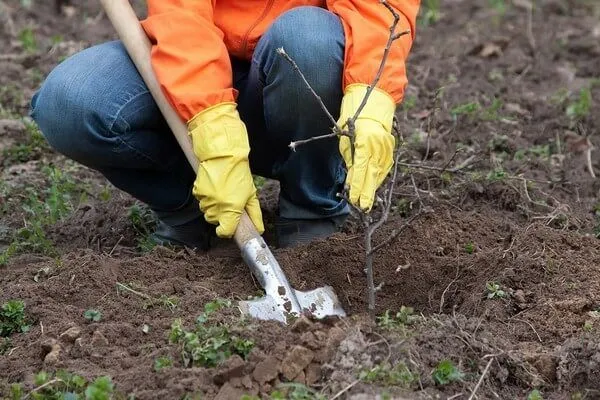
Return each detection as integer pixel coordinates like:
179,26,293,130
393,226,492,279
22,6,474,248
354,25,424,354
99,0,261,248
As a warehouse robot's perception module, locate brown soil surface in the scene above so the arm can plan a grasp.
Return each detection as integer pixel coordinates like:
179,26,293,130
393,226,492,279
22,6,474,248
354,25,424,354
2,1,600,399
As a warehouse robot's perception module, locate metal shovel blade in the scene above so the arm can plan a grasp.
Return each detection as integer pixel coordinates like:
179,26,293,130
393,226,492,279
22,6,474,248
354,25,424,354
237,237,346,324
239,286,346,324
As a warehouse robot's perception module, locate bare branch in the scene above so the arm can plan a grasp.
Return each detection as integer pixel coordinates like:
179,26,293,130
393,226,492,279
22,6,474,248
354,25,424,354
368,210,422,255
345,1,410,126
289,130,350,152
276,47,341,134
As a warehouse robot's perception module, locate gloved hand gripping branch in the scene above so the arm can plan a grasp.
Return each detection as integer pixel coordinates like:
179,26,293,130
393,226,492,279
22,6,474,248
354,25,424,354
337,83,396,212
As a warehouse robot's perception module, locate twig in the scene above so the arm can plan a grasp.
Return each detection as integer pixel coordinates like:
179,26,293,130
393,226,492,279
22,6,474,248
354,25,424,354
346,1,410,127
23,379,65,399
585,145,596,178
525,1,536,53
368,209,422,255
108,235,124,257
468,357,494,400
330,379,361,400
289,131,343,151
115,282,151,299
410,174,424,208
363,140,402,312
276,47,340,134
511,318,542,343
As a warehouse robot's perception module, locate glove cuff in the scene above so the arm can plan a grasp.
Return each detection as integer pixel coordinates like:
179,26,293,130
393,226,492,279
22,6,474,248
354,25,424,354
338,84,396,133
187,102,249,162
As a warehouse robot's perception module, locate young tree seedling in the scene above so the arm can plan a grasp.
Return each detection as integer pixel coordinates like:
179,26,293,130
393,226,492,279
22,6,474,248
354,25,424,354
277,0,420,314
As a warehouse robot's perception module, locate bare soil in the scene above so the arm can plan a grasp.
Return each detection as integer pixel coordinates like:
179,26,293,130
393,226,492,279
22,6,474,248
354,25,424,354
2,0,600,399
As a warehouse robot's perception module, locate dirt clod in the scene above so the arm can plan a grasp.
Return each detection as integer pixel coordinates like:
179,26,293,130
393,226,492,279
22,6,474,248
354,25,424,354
213,355,246,385
252,356,280,385
281,345,314,381
59,326,82,343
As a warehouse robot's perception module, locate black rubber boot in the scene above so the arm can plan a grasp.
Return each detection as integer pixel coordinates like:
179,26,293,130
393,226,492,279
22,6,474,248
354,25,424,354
150,201,215,251
274,215,347,248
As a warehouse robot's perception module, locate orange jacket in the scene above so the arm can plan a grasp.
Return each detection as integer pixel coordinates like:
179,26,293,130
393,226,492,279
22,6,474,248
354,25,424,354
141,0,420,122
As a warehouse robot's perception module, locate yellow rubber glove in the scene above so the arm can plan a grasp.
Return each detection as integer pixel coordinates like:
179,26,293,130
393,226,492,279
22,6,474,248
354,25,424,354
188,102,264,238
338,84,396,211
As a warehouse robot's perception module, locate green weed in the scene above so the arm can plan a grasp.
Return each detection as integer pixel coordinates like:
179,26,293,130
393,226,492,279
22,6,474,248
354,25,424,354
377,306,419,329
451,101,480,117
83,309,102,322
488,0,508,16
432,359,464,385
9,370,115,400
360,362,418,388
253,175,266,190
0,300,30,337
154,356,173,372
0,338,12,355
2,120,49,165
566,87,592,120
0,165,84,265
452,98,505,122
169,299,254,368
486,282,506,299
18,27,37,53
528,389,544,400
418,0,441,26
128,203,157,252
486,168,507,182
464,241,475,254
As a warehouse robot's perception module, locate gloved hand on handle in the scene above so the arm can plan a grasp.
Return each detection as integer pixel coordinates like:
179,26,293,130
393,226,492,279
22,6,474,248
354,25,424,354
338,84,396,212
188,102,264,238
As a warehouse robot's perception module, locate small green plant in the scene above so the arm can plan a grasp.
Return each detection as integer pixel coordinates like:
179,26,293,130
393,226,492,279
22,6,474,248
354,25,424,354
18,27,37,53
154,356,173,372
169,299,254,368
583,320,594,332
144,295,180,312
377,306,419,329
253,175,267,190
488,0,508,16
432,359,464,385
486,282,506,299
360,362,418,388
486,167,507,182
2,120,49,166
566,87,592,120
528,389,544,400
418,0,441,26
451,101,480,118
10,370,115,400
480,98,503,121
464,241,475,254
84,309,102,322
1,337,13,355
0,165,84,265
128,203,157,252
0,300,30,337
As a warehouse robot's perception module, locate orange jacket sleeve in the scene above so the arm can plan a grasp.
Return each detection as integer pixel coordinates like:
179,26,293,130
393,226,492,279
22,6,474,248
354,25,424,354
326,0,420,104
140,1,236,122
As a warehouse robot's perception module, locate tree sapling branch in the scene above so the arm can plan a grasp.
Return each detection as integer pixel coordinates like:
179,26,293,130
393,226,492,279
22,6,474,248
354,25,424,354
276,0,417,315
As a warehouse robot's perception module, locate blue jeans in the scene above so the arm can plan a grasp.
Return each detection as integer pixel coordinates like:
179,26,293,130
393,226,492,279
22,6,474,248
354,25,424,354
30,6,349,221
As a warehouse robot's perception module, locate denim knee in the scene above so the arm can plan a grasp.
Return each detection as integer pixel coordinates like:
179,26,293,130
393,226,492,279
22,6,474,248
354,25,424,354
259,6,345,96
30,41,151,165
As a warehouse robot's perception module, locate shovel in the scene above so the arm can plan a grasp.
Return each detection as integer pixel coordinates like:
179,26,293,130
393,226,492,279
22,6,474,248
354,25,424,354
99,0,346,324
